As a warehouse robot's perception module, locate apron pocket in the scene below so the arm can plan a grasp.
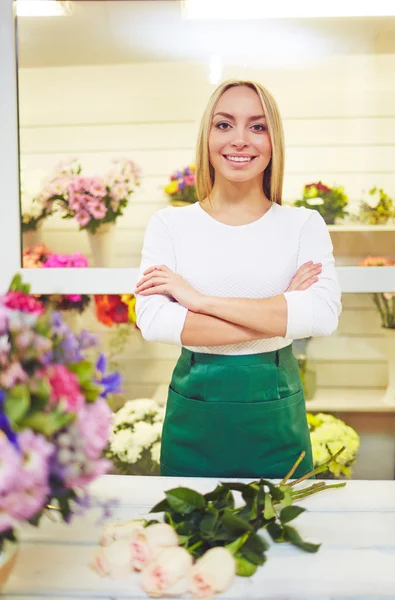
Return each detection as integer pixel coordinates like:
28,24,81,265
160,387,313,478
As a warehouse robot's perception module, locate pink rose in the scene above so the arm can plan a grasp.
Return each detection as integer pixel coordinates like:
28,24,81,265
2,482,49,521
0,434,22,494
76,398,112,460
44,364,85,412
141,546,193,597
130,523,179,572
189,547,236,599
90,539,133,579
100,519,144,547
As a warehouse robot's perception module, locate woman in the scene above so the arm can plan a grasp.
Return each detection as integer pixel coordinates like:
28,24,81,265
135,80,342,479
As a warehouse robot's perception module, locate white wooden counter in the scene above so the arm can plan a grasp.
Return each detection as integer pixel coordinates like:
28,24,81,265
4,476,395,599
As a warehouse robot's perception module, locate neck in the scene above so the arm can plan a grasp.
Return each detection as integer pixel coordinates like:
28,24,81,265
208,176,270,213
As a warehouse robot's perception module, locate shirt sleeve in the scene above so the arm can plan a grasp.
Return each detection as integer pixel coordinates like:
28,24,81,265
283,210,342,339
135,212,188,345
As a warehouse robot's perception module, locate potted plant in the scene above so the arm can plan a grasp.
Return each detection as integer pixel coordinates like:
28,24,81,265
294,181,348,225
164,164,197,207
0,274,121,591
358,187,394,225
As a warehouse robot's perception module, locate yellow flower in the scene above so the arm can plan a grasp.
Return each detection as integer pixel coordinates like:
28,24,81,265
189,163,195,172
165,181,179,195
121,294,137,324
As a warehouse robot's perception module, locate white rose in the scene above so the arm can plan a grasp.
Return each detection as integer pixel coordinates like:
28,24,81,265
141,546,193,597
189,547,236,599
130,522,179,572
90,538,132,579
100,519,145,546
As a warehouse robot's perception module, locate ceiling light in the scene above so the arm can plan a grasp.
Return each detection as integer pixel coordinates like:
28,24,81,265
15,1,73,17
182,0,395,19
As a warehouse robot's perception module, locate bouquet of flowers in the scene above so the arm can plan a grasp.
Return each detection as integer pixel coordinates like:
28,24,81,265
307,412,360,478
106,399,164,475
358,187,394,225
0,274,121,554
36,158,141,233
294,181,348,224
359,256,395,329
164,164,197,206
21,169,54,232
23,245,91,314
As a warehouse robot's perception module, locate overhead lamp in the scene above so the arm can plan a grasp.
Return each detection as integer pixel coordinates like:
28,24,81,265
182,0,395,19
15,1,73,17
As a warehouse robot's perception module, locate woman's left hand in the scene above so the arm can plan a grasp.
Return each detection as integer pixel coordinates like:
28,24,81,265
135,265,206,313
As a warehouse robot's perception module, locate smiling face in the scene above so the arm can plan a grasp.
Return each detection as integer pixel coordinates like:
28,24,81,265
208,85,272,186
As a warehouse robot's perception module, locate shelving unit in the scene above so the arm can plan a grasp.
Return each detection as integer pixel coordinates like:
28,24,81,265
306,388,395,413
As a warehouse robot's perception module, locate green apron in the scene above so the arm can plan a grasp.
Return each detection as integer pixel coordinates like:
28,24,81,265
160,344,314,479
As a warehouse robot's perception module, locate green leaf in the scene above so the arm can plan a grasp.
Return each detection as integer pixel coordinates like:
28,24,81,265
68,360,95,385
244,532,269,554
283,525,321,553
224,532,250,555
199,508,219,536
235,555,257,577
263,494,276,520
150,498,170,513
220,482,249,493
266,521,285,543
4,385,31,424
279,485,293,507
259,479,284,501
221,509,253,536
279,505,306,524
242,549,266,566
81,380,101,402
205,485,235,509
165,488,206,514
21,411,74,437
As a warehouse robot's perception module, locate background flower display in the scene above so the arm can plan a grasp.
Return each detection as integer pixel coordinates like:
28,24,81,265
358,187,394,225
106,399,164,475
164,164,197,206
23,245,91,314
294,181,349,224
307,412,360,478
20,169,54,233
359,256,395,329
0,274,121,582
37,158,141,233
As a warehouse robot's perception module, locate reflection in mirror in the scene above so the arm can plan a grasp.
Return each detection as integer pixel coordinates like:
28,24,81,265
17,1,395,266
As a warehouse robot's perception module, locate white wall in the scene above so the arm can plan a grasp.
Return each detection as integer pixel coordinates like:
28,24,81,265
18,56,395,398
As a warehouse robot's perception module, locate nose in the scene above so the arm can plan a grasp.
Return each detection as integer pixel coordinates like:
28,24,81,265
231,128,249,149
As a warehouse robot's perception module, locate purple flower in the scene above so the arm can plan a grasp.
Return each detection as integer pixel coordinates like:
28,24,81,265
78,329,98,350
0,431,21,494
0,390,18,448
177,179,186,190
95,354,122,397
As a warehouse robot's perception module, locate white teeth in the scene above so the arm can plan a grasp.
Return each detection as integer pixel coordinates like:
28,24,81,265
225,156,252,162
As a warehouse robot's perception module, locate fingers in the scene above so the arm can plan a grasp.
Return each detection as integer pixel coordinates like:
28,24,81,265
135,276,167,293
143,265,170,276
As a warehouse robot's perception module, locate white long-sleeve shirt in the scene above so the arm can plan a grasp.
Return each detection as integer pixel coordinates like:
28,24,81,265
135,201,342,355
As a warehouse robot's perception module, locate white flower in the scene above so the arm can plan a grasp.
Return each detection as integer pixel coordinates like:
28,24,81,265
189,547,236,599
141,546,193,597
100,519,144,546
90,538,132,579
132,421,160,450
306,197,324,206
130,523,179,572
150,441,161,464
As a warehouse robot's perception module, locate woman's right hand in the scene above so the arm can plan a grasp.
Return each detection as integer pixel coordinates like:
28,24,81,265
285,261,322,292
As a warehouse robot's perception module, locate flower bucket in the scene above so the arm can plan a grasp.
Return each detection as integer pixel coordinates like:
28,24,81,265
0,540,19,592
87,223,115,267
22,224,42,250
383,328,395,405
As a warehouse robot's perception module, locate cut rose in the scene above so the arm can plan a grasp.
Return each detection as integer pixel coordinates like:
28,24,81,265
130,522,179,572
141,546,193,597
189,547,236,599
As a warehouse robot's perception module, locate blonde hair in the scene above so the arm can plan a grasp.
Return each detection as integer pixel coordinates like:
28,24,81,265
195,79,285,205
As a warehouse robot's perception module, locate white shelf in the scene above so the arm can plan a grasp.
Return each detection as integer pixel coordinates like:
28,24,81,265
328,224,395,232
306,388,395,413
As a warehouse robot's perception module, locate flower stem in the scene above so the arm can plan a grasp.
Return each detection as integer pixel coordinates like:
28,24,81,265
291,482,347,500
286,446,347,488
280,451,306,485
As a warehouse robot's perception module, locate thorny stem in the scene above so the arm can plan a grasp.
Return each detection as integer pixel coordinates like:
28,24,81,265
280,451,306,485
291,482,347,500
286,446,347,488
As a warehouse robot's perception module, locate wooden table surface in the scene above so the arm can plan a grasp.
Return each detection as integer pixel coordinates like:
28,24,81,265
4,475,395,599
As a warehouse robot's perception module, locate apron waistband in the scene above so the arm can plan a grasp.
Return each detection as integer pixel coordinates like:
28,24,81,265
181,344,293,367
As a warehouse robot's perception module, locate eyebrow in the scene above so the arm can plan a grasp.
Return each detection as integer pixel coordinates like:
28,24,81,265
213,112,266,121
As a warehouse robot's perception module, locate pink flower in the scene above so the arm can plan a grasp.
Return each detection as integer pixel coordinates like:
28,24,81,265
62,456,110,488
5,291,44,315
130,523,179,572
65,294,82,302
44,364,85,412
0,362,28,388
141,546,193,597
88,178,107,198
18,429,54,487
76,398,112,460
69,253,89,268
76,209,91,227
88,201,107,220
0,304,8,334
44,253,70,268
189,547,236,599
90,538,133,579
110,182,128,201
2,482,49,521
0,434,22,494
0,335,11,367
184,174,195,186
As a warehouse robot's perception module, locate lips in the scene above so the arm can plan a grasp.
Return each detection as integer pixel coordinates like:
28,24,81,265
223,155,257,164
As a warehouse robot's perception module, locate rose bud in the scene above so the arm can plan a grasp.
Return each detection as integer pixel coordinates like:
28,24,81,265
100,519,145,546
130,522,179,572
90,538,132,579
189,547,236,599
141,546,193,597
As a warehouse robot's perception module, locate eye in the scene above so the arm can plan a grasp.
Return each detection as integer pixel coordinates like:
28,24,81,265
251,124,267,132
215,121,231,130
